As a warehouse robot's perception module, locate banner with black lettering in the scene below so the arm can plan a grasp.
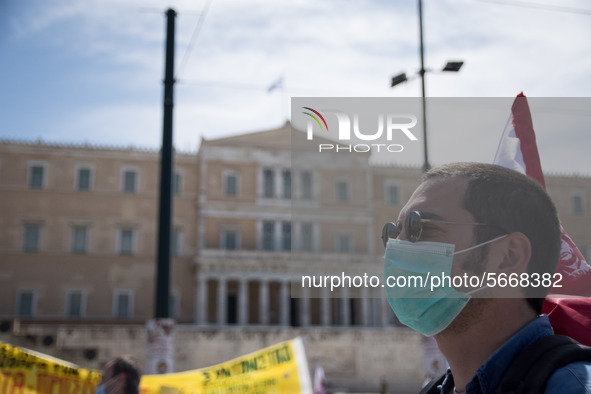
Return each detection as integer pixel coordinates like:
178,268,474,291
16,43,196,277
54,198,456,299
140,337,312,393
0,340,100,394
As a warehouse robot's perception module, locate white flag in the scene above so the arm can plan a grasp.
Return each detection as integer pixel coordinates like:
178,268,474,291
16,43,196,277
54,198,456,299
267,76,283,93
313,359,326,394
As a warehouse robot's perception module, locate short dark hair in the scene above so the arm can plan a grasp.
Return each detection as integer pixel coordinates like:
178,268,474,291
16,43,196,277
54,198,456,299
109,355,142,394
423,162,561,314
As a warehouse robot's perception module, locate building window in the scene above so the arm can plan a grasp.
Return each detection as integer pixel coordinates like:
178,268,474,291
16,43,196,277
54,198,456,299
335,235,352,253
172,229,182,256
66,290,86,317
282,169,292,199
221,230,239,250
263,168,275,198
121,168,138,193
281,222,291,251
118,229,136,255
385,183,400,205
29,163,46,189
16,290,36,317
173,171,182,195
224,172,238,197
301,171,313,200
114,290,134,318
76,167,92,191
262,221,275,250
23,224,41,252
301,223,313,252
71,226,89,254
336,180,349,202
572,193,585,215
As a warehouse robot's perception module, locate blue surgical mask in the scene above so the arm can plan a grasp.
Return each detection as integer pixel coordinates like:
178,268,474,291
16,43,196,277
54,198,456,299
95,376,118,394
383,236,505,336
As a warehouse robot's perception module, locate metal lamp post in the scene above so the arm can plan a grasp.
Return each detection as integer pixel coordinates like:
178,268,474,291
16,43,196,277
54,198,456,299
391,0,464,172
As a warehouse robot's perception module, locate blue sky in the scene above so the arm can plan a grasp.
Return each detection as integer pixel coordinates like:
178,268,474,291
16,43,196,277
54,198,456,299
1,0,590,173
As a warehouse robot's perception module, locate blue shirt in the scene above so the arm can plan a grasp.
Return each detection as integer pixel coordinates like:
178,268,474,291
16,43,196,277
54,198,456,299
437,315,591,394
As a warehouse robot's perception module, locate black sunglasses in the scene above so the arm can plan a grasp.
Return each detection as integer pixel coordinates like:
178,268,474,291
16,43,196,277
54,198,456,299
381,210,494,247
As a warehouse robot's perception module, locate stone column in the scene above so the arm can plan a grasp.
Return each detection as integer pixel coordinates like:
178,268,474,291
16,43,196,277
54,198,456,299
280,281,290,326
300,286,310,327
259,280,269,325
238,279,248,325
381,296,390,327
340,286,350,326
217,278,227,326
372,298,382,327
196,276,208,325
361,286,369,327
321,287,331,327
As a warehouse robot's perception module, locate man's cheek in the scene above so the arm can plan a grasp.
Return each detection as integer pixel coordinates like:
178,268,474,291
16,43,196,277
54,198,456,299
450,251,485,292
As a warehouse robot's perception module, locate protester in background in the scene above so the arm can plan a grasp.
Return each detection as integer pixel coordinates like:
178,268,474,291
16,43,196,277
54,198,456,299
382,162,591,393
97,355,141,394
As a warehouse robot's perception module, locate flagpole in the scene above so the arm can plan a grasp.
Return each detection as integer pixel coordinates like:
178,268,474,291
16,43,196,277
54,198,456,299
282,77,287,122
418,0,430,172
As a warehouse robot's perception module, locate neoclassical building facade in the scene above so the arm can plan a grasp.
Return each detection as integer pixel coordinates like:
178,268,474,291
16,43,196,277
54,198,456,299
1,122,590,327
1,123,590,391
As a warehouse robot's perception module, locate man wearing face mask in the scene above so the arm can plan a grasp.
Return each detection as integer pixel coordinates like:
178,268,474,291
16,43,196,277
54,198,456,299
381,162,591,394
96,355,141,394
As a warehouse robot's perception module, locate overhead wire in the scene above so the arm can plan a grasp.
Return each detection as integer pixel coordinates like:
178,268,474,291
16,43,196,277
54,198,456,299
474,0,591,16
175,0,214,80
177,79,269,91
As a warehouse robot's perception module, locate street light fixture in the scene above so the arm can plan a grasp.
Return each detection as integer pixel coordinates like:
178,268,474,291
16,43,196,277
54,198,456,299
442,61,464,72
391,61,463,88
391,0,464,172
391,73,408,88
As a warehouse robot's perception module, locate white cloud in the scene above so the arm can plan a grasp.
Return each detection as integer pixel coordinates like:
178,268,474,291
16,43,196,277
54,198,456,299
2,0,591,172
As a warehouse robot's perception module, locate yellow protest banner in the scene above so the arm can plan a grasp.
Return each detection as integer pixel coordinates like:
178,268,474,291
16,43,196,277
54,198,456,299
0,341,101,394
140,337,312,394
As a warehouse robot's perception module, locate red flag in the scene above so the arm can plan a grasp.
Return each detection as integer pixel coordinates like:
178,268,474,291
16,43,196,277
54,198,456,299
493,93,591,345
543,297,591,345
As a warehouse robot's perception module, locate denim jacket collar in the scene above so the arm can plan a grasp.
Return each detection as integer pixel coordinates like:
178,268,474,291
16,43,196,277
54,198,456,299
439,315,554,394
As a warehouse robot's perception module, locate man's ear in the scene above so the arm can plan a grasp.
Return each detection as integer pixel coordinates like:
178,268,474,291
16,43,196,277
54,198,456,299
483,233,531,298
496,232,531,274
